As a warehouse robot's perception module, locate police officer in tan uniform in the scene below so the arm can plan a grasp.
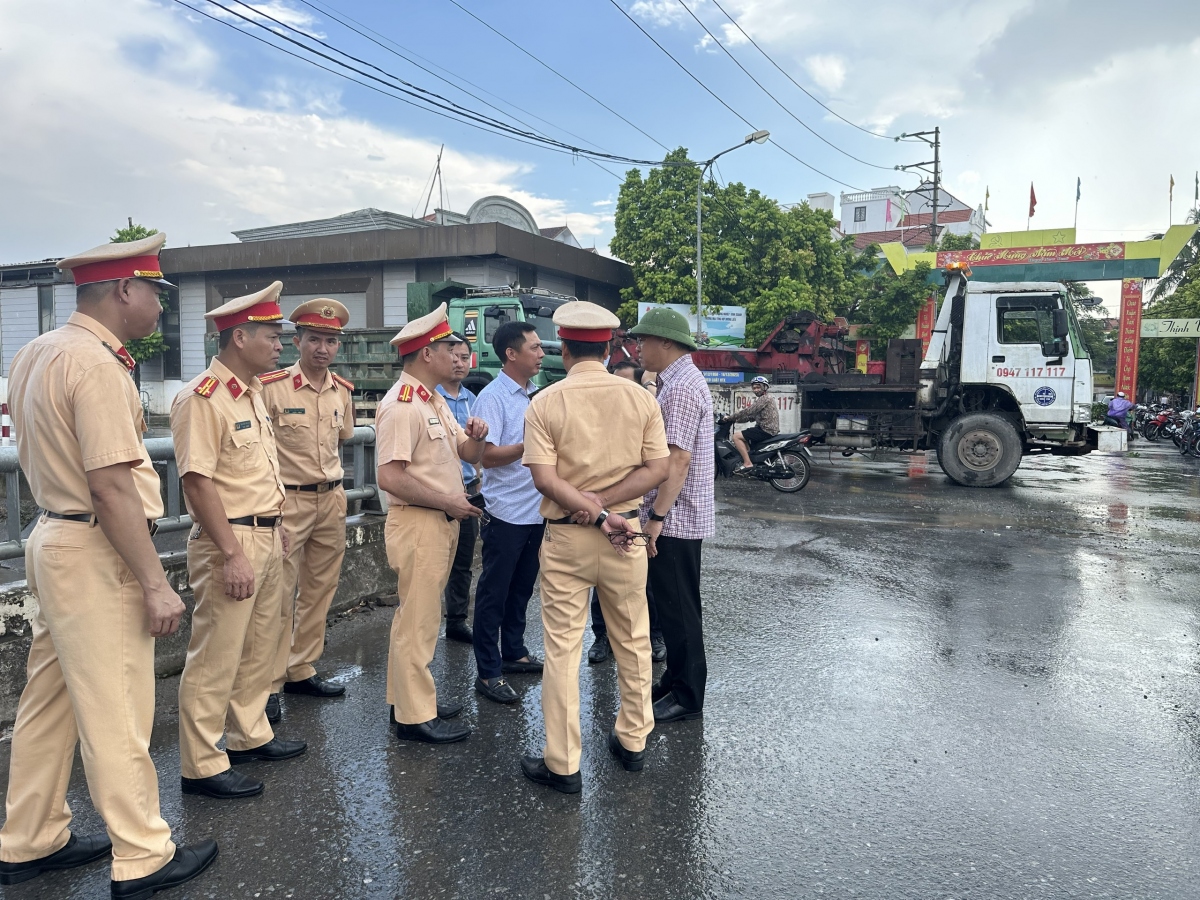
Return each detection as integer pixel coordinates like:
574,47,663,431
0,235,218,898
260,300,356,720
172,282,305,800
520,302,669,793
376,303,488,744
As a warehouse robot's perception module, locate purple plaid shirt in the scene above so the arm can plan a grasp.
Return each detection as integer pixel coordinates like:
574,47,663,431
641,353,715,540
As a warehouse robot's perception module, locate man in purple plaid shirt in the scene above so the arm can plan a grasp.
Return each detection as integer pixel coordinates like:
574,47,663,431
630,307,714,723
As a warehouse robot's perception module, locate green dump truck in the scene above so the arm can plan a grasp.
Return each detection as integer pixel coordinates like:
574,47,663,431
205,281,575,422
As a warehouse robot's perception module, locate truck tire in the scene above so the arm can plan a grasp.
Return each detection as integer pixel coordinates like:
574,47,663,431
936,413,1023,487
462,375,492,396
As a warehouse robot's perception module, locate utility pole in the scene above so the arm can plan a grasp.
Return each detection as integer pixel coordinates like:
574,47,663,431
895,128,941,248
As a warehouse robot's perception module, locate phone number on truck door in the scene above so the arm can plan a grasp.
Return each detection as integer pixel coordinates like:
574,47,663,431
992,366,1068,378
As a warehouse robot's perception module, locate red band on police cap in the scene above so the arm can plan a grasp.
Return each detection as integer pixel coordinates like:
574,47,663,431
397,320,454,356
557,326,613,342
67,255,164,287
213,300,283,333
294,311,344,331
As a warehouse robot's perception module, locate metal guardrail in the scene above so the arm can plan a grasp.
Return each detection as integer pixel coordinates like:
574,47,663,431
0,425,378,562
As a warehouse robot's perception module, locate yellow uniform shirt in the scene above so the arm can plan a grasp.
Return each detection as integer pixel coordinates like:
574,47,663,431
171,357,286,519
523,360,669,518
8,312,162,519
376,370,470,506
261,363,355,485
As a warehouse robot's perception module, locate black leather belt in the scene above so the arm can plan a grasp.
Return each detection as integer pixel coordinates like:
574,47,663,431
284,480,342,493
45,511,158,535
228,516,281,528
547,510,639,526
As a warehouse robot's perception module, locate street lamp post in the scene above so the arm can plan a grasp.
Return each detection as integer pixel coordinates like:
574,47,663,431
695,130,770,345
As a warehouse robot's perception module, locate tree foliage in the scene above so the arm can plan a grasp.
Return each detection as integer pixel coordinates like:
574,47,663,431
850,262,933,347
611,148,933,349
1064,282,1115,375
935,231,980,251
1150,207,1199,301
1137,276,1200,397
112,222,167,364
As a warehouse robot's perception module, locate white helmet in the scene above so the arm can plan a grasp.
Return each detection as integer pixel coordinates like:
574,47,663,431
1116,391,1125,398
750,376,770,387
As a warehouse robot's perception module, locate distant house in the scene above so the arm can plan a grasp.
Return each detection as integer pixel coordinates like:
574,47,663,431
837,182,988,251
0,195,630,413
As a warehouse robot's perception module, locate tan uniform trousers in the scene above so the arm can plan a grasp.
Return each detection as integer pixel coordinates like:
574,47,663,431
178,525,283,779
272,486,347,691
539,523,654,776
384,506,458,725
0,518,175,881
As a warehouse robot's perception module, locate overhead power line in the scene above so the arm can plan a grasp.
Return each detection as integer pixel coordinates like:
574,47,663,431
603,0,866,191
706,0,916,142
442,0,669,153
671,0,898,172
176,0,675,167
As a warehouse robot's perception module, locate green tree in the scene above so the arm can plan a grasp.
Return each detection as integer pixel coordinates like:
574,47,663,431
1150,208,1199,301
1064,282,1115,374
611,148,855,346
846,261,933,348
1138,275,1200,397
934,231,980,251
111,222,167,367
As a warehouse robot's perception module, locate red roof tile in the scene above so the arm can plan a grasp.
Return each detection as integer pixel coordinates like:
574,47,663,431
898,209,973,228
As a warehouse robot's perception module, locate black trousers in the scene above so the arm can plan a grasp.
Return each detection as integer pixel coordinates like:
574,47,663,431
648,536,705,710
472,515,543,679
443,513,478,622
591,579,662,642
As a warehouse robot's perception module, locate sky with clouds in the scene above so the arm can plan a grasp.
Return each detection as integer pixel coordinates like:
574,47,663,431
3,0,1198,309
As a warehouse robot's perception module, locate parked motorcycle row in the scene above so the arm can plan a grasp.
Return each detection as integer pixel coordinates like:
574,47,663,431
1127,404,1200,457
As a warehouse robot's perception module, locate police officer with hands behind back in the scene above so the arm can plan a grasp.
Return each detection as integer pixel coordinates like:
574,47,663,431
0,234,218,899
172,282,306,802
375,303,489,744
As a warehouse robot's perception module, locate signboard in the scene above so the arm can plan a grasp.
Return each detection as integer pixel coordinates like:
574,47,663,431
936,241,1125,268
636,303,746,347
1141,318,1200,338
855,340,870,374
1114,279,1143,398
463,309,478,342
915,296,937,357
702,370,744,384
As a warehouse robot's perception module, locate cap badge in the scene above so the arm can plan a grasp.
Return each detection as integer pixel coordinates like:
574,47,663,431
320,305,335,319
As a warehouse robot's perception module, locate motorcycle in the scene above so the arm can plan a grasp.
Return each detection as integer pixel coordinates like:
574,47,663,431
714,416,813,493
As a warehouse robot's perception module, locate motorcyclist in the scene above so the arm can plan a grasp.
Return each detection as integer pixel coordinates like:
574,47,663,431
719,376,779,473
1105,391,1134,430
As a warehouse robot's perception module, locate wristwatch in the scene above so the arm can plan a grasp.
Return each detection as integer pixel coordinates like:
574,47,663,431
648,511,667,522
594,509,611,529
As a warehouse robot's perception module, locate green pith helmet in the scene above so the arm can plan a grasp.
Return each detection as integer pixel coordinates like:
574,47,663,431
628,306,698,350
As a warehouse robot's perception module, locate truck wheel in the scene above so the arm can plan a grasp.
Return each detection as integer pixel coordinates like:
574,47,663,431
462,375,492,396
937,413,1022,487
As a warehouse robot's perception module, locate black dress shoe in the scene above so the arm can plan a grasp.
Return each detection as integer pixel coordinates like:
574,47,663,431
180,769,263,799
389,703,463,725
501,654,544,674
653,694,702,724
608,729,645,772
393,717,470,744
283,675,345,697
265,693,281,724
227,738,307,763
651,636,667,663
587,635,611,664
110,840,219,900
475,676,519,704
444,620,474,644
0,832,111,885
520,755,581,794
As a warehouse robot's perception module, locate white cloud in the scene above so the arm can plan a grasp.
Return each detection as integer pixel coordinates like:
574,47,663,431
803,54,845,93
201,0,325,38
0,0,609,259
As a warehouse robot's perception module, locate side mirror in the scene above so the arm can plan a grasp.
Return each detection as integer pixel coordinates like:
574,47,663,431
483,306,501,318
1052,308,1069,338
537,306,555,318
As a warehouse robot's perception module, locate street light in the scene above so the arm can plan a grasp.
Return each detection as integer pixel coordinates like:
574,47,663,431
696,131,770,344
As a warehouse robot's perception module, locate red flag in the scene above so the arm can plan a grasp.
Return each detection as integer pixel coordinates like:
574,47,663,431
1028,183,1037,219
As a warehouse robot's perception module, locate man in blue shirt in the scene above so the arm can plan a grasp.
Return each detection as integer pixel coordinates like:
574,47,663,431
436,337,478,644
471,322,547,704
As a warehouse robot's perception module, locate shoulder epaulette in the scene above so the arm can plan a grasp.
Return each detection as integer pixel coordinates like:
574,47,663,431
259,369,290,385
397,384,414,403
332,372,355,391
193,375,219,398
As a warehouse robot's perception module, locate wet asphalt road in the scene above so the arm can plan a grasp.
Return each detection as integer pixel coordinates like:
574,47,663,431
4,442,1200,899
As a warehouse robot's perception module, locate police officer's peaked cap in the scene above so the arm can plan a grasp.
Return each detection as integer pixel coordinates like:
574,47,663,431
290,298,350,333
390,302,465,355
628,306,697,350
206,282,284,332
553,301,619,342
58,232,175,289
